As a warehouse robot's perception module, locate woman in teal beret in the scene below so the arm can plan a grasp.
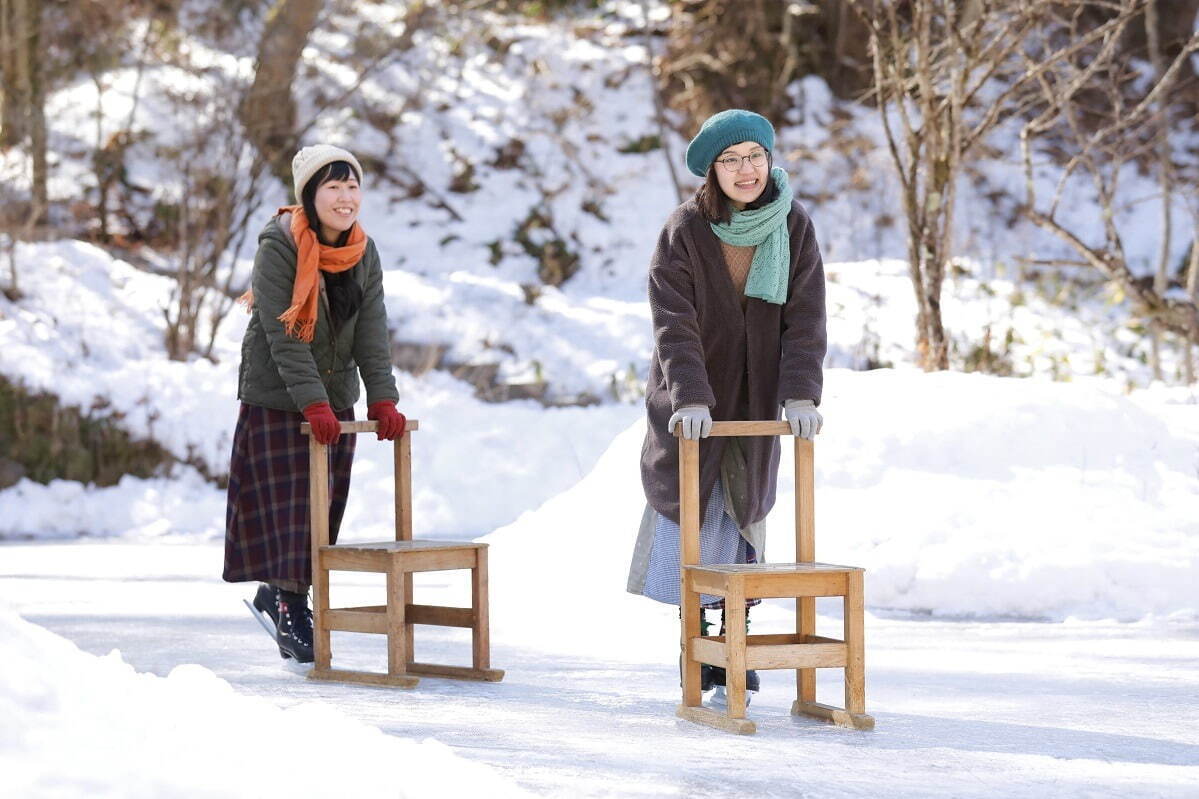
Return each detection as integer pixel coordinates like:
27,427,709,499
627,109,828,705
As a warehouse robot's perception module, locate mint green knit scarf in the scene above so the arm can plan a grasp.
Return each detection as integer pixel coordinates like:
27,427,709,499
710,167,793,305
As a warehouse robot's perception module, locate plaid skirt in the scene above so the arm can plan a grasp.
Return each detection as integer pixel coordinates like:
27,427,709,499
223,402,356,585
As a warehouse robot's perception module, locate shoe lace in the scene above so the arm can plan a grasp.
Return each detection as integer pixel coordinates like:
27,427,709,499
279,601,313,648
299,606,314,645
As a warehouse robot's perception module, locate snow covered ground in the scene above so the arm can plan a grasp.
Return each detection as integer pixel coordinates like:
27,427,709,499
3,367,1198,797
1,605,529,798
3,543,1197,797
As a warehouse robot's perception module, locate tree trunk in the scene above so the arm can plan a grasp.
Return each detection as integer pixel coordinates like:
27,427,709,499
1147,0,1170,380
0,0,27,148
907,238,928,363
2,0,44,225
823,0,873,99
914,226,950,371
25,0,44,224
641,0,684,204
1187,237,1199,383
241,0,324,190
924,236,951,371
923,280,948,369
906,1,954,372
4,233,17,298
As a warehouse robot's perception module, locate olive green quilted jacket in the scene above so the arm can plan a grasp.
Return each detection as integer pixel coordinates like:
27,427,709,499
237,214,399,412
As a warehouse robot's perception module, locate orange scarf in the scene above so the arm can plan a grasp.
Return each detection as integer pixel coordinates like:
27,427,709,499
240,206,367,342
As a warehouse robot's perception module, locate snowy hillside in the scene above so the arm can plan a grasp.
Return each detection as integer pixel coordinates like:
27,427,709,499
5,1,1191,403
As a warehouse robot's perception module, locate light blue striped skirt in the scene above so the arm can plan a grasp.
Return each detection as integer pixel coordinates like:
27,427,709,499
642,477,755,608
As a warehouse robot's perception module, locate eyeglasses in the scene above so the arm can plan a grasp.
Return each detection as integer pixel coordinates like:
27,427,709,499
715,150,768,172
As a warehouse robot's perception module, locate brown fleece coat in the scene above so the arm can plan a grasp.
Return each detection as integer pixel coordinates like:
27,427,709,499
639,197,827,526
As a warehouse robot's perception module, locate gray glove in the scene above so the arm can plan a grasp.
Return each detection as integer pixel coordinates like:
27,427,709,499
667,405,712,440
784,399,823,440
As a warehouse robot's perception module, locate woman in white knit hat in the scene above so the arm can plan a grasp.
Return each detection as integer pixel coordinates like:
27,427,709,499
223,144,406,664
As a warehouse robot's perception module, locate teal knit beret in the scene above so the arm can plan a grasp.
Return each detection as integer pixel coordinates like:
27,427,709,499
685,109,775,177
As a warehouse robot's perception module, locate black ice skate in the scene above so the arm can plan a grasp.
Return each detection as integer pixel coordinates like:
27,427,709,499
253,583,280,626
243,583,280,638
275,589,314,664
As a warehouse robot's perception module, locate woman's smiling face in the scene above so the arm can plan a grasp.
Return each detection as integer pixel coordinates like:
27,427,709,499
313,175,361,241
714,141,769,210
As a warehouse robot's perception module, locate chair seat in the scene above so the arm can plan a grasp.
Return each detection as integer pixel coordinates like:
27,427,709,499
684,561,861,600
685,561,861,575
325,540,486,553
320,539,485,574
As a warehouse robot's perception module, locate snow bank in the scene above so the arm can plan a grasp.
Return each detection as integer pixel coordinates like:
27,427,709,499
0,239,242,472
0,367,640,543
337,370,640,540
0,241,639,541
0,469,221,540
0,606,527,798
484,368,1199,640
815,370,1199,621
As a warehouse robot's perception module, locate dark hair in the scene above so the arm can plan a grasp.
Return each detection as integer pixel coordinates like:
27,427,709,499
299,159,363,330
695,150,780,224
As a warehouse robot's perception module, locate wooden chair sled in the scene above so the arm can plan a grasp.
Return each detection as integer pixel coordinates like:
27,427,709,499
301,419,504,687
675,421,873,734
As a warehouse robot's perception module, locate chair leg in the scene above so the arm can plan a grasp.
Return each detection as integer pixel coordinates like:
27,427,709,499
471,548,491,671
797,595,815,705
314,558,332,671
387,564,408,677
404,578,415,667
308,438,333,673
395,434,415,665
680,577,703,708
844,570,866,715
725,578,747,719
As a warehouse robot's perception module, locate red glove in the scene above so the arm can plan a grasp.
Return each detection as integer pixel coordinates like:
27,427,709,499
368,401,407,441
302,401,341,445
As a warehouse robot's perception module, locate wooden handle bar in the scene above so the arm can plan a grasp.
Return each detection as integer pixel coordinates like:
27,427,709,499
301,419,420,436
674,420,791,437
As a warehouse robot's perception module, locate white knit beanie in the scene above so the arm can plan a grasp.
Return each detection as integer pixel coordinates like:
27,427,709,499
291,144,364,203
